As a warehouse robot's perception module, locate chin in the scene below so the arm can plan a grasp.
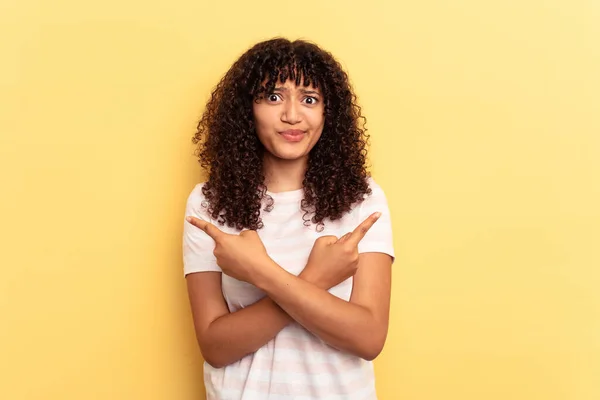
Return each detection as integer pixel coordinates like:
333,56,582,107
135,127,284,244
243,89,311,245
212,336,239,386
276,151,308,161
270,147,309,161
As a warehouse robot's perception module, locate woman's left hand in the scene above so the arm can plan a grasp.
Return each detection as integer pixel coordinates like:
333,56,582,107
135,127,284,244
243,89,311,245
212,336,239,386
186,216,275,283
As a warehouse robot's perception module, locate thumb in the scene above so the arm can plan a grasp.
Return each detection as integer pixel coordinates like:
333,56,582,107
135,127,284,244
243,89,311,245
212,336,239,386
316,235,338,246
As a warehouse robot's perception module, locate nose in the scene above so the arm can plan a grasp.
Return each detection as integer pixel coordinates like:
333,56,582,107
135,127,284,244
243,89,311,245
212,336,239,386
281,100,301,124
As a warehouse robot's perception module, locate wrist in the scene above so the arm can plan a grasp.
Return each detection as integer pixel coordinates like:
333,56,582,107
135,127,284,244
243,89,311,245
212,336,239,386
299,267,316,283
252,258,285,290
299,265,327,289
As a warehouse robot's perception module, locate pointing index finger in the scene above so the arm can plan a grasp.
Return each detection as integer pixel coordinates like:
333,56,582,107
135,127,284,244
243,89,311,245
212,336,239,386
347,212,381,246
186,216,224,241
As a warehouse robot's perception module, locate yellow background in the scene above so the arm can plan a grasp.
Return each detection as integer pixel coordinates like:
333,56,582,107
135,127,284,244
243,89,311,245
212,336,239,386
1,0,599,399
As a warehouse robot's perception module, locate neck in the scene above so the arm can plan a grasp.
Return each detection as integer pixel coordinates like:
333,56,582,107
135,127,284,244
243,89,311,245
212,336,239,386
263,153,307,193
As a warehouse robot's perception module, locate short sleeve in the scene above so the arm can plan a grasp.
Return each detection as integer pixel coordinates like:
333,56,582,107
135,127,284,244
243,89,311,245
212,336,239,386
357,178,395,263
182,183,221,276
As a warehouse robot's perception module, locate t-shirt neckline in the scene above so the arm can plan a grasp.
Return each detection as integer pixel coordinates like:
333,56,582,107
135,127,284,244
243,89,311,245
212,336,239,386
265,187,304,202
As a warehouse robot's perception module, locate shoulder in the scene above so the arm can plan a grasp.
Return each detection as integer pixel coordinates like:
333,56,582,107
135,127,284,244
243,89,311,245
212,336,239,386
185,183,239,233
356,177,395,257
187,182,207,202
364,176,388,203
353,176,391,219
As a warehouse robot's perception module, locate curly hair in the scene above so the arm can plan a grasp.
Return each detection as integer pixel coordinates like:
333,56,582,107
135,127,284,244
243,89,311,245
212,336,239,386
192,38,371,231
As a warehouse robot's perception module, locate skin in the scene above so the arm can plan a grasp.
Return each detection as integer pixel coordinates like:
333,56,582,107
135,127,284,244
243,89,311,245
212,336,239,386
185,80,393,369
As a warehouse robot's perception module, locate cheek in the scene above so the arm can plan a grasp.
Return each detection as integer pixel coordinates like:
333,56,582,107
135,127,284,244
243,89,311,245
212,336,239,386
253,107,276,130
252,108,268,137
308,110,325,133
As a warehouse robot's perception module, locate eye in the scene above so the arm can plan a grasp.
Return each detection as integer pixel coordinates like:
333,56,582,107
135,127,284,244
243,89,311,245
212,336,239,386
303,96,319,105
267,93,281,102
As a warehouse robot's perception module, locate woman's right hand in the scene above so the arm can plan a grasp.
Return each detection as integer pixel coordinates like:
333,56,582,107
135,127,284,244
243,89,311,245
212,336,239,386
299,212,381,289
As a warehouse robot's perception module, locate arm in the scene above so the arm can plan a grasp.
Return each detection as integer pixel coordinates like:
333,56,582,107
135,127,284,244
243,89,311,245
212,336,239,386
186,272,291,368
187,252,390,368
186,230,355,368
186,267,336,369
186,238,380,368
255,252,392,360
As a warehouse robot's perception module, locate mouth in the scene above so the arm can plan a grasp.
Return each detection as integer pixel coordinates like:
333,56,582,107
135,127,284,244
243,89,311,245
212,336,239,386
279,129,306,142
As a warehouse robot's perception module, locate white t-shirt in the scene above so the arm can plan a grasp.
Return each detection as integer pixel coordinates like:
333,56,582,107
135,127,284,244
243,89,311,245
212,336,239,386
183,177,395,400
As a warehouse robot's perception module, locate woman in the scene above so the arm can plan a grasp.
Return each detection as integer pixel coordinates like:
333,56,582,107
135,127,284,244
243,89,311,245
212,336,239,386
183,38,395,399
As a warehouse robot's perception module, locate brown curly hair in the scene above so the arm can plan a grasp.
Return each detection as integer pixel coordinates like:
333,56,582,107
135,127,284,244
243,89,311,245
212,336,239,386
192,38,372,230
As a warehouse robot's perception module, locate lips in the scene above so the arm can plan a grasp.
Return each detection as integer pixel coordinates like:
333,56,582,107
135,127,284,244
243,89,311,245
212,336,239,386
279,129,305,142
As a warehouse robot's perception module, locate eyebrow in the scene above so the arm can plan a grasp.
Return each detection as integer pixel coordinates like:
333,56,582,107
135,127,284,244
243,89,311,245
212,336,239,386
273,87,321,95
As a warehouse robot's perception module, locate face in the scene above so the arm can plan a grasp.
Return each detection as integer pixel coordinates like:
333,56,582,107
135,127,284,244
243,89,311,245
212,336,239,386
252,79,325,162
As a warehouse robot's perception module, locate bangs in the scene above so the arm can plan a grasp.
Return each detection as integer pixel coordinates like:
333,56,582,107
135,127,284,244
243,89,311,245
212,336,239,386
252,56,322,97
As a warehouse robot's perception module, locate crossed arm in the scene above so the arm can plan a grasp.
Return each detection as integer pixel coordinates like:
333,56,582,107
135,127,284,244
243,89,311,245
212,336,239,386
187,253,391,368
185,215,393,369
